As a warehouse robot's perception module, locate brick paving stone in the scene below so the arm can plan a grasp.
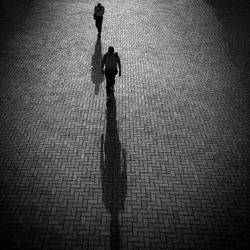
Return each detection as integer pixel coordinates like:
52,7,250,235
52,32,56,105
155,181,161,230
0,0,250,249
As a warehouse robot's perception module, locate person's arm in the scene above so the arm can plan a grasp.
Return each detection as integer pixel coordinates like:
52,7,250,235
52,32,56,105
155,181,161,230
101,6,105,15
94,6,97,19
117,54,121,76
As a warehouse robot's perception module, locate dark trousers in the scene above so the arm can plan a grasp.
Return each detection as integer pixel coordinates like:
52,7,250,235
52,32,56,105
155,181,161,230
95,16,103,34
105,69,118,96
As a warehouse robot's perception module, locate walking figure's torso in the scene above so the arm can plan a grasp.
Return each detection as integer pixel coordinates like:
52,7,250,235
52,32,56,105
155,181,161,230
94,6,104,17
104,54,118,70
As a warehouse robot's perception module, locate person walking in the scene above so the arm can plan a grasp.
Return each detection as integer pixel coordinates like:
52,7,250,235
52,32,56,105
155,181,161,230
93,3,105,38
102,46,121,100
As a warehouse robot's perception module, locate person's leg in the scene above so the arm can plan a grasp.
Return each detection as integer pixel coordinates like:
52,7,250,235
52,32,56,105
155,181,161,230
105,70,112,97
96,17,103,35
110,69,118,92
99,16,103,34
106,82,111,96
95,17,99,30
96,17,101,34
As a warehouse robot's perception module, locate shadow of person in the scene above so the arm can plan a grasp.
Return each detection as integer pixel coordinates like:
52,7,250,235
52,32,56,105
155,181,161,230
91,38,104,95
101,98,127,250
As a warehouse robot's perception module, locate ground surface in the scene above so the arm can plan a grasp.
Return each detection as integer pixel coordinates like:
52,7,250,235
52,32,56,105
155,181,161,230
0,0,250,249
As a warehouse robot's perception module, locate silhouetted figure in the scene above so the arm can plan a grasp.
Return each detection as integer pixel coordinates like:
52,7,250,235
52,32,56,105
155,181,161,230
102,46,121,100
93,3,105,38
101,98,127,250
91,38,104,94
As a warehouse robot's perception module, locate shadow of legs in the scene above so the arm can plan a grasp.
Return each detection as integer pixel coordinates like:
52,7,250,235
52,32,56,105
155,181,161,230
110,210,120,250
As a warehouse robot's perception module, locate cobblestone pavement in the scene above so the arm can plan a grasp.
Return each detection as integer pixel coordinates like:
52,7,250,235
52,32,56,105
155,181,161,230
0,0,250,249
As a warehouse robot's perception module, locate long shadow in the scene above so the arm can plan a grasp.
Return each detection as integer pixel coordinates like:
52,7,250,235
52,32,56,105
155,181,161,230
91,38,104,95
100,98,127,250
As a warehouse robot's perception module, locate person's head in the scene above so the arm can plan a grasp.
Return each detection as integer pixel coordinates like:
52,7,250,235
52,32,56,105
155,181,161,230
97,3,101,8
108,46,114,54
